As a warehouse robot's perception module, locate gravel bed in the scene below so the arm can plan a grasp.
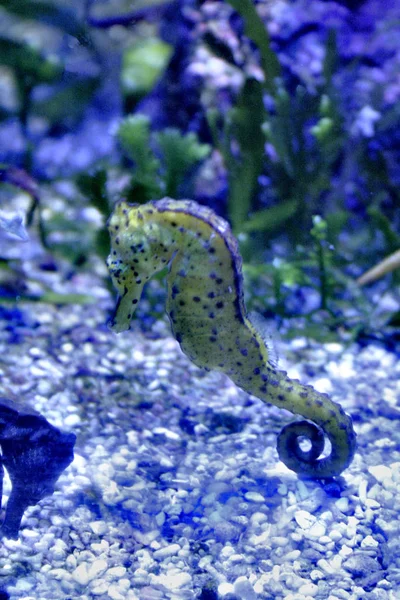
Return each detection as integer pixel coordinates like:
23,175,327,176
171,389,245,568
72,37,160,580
0,294,399,600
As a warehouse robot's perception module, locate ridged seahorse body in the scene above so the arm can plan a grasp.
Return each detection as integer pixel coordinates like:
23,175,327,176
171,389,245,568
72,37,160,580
107,198,356,478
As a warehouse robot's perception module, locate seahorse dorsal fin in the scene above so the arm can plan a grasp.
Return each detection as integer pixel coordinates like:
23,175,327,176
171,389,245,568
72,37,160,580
248,310,279,367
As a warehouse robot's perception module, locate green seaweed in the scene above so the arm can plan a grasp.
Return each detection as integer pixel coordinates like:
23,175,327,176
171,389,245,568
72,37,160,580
367,205,400,254
117,114,211,202
121,38,173,109
0,38,62,85
240,212,380,344
240,200,298,235
0,0,87,40
261,82,344,240
76,170,109,217
33,78,100,129
310,216,334,312
225,0,281,93
0,2,97,170
76,169,110,261
117,115,162,202
208,77,265,232
155,129,211,198
207,22,345,240
243,259,308,319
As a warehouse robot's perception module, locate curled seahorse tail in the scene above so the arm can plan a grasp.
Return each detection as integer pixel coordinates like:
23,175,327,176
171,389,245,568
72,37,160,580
274,375,357,478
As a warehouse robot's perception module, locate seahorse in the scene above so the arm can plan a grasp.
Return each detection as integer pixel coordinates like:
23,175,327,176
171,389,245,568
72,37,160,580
107,198,356,478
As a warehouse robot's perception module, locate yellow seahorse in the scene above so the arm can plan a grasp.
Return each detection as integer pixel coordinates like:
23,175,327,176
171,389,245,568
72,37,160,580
107,198,356,478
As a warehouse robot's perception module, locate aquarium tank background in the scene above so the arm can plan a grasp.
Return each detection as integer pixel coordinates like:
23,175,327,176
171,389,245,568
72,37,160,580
0,0,399,599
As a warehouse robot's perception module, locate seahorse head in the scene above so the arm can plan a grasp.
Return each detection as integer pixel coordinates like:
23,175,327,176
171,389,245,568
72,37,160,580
107,200,176,332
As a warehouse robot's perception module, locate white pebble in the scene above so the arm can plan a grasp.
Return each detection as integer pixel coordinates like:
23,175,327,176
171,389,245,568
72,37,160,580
155,512,166,527
34,535,54,553
153,543,181,559
299,582,319,596
228,554,244,563
313,377,332,394
66,554,77,569
50,539,68,559
234,576,257,600
91,540,110,555
317,558,336,575
21,529,39,539
98,462,115,477
330,530,342,542
148,380,160,391
325,343,343,354
215,468,237,481
307,522,326,539
319,535,332,545
272,565,280,581
361,535,379,548
244,492,265,503
136,549,154,569
339,546,352,558
335,497,349,512
106,566,127,579
285,550,301,561
89,521,108,536
87,559,108,582
296,480,309,500
327,360,355,379
72,559,107,585
220,545,235,559
291,338,307,350
72,563,90,586
218,582,235,596
64,413,81,427
91,580,109,595
271,536,288,548
151,572,191,591
152,427,180,441
368,465,393,483
72,453,87,473
277,483,288,495
108,584,126,600
49,568,71,581
328,591,351,599
112,454,128,468
294,510,315,530
14,579,34,592
119,579,131,592
365,498,380,509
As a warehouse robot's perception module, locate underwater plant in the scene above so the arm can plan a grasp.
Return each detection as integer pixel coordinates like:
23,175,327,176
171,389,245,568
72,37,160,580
205,12,345,240
107,198,356,479
117,114,211,203
207,77,266,234
0,0,98,172
0,398,76,539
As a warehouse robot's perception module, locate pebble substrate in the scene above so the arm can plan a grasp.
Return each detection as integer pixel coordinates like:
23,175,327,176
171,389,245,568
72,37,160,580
0,294,399,600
